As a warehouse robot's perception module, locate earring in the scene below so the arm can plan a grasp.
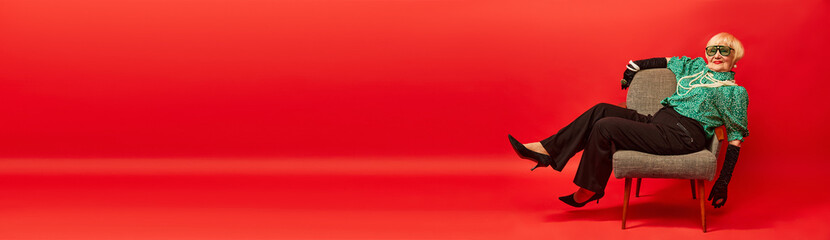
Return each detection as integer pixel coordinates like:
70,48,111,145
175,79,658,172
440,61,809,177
733,64,738,69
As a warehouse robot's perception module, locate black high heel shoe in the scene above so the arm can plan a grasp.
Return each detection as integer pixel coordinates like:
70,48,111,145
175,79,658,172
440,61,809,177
559,191,605,208
508,134,552,171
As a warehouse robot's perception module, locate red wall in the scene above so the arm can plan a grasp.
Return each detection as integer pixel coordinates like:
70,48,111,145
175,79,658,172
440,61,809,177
1,0,827,166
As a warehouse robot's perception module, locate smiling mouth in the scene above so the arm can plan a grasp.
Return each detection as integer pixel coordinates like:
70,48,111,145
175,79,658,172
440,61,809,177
713,61,723,64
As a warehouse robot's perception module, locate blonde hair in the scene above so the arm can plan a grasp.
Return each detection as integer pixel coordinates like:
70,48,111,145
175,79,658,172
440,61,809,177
707,32,745,63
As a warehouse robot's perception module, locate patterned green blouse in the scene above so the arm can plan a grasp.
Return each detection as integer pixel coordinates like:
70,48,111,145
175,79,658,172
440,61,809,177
661,56,749,142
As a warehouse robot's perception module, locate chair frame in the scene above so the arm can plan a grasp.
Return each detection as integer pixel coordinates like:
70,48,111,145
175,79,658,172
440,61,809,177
618,122,725,232
615,75,727,233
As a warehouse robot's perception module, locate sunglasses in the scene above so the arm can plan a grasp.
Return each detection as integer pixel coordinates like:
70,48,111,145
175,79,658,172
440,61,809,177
705,45,734,57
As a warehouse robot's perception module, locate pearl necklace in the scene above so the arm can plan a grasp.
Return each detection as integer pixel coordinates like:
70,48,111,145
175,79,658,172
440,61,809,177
676,70,737,96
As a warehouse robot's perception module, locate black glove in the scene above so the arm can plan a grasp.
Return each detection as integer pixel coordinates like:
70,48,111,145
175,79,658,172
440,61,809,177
621,57,667,90
708,144,740,208
708,178,729,208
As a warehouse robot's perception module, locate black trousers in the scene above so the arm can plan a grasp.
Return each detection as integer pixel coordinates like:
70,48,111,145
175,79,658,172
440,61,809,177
540,103,708,193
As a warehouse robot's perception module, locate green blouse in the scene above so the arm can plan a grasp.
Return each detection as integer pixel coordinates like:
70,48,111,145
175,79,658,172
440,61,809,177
661,56,749,142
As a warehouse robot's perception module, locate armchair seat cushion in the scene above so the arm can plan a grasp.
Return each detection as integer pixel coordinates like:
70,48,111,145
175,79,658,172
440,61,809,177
613,150,717,181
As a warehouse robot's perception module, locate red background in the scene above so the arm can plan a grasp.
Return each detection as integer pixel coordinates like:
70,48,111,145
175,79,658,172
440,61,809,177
1,0,830,239
2,0,827,161
0,0,830,163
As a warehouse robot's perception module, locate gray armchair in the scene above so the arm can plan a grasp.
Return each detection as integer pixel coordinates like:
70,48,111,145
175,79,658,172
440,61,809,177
612,69,726,232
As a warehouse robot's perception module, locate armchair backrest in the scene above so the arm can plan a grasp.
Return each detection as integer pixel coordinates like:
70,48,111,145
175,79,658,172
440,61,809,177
628,69,720,153
626,69,677,116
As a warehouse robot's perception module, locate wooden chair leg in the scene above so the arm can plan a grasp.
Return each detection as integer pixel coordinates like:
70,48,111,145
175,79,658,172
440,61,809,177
697,179,707,233
691,179,696,199
623,178,632,229
635,178,642,197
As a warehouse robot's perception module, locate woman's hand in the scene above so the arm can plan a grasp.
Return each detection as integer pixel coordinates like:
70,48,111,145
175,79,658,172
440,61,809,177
621,69,637,89
708,180,729,208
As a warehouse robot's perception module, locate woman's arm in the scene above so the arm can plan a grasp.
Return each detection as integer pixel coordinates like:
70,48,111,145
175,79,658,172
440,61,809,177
711,87,748,208
621,57,669,89
709,143,740,208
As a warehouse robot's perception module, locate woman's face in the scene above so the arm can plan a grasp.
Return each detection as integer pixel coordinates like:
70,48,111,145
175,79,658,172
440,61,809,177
705,45,736,72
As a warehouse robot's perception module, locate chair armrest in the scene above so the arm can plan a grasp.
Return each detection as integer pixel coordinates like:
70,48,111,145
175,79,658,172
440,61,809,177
714,126,726,141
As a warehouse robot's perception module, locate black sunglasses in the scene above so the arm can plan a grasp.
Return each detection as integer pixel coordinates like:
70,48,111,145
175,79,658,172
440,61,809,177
705,45,734,57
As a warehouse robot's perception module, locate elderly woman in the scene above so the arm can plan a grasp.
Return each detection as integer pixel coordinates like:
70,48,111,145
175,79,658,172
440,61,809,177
509,32,748,208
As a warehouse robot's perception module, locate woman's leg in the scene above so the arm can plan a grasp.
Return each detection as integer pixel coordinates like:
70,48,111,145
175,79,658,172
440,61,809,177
573,112,707,195
522,142,549,156
540,103,651,171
